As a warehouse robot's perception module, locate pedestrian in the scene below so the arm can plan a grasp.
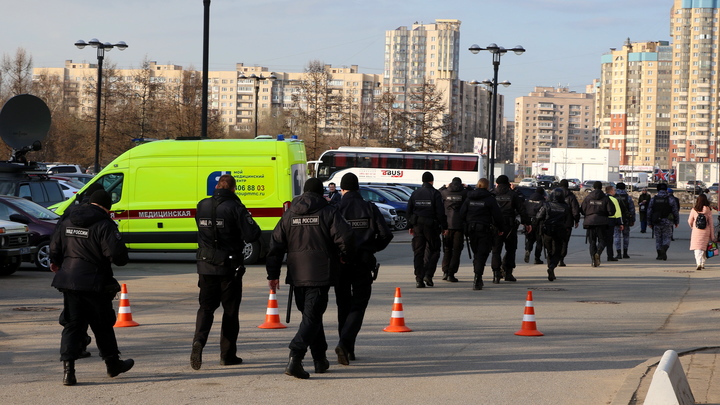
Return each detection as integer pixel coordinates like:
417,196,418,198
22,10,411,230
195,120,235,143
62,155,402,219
647,183,680,260
191,174,262,370
580,181,615,267
638,188,651,233
334,173,393,365
558,179,581,267
688,193,715,270
523,187,546,265
325,182,341,205
407,171,448,288
460,178,503,290
605,185,626,262
440,177,468,282
613,182,635,259
491,175,532,283
50,190,134,386
266,178,354,379
535,188,573,281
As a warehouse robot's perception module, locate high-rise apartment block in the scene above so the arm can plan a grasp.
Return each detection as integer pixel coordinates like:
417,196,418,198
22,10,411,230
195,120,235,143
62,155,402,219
596,39,672,168
514,87,595,175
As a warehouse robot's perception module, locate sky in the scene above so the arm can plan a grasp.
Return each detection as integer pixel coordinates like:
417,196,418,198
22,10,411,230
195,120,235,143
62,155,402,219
3,0,673,119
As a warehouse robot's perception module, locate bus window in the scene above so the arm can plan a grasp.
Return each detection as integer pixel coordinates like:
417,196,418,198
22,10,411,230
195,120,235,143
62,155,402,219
358,154,379,168
333,152,357,170
405,155,426,170
386,155,403,169
451,156,479,171
430,156,448,170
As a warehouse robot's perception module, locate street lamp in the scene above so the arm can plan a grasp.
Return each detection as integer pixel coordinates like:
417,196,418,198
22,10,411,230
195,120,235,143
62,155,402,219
469,79,511,178
239,73,276,137
75,38,128,174
469,43,524,184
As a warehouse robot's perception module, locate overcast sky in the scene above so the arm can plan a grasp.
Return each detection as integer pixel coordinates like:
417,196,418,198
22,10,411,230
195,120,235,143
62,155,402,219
3,0,672,118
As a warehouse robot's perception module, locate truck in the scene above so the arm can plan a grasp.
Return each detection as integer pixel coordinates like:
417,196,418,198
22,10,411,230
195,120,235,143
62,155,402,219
52,135,307,264
0,219,35,276
675,162,718,191
623,172,649,191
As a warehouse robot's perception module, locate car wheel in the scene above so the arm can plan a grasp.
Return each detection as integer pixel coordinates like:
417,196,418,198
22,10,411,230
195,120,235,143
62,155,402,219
395,214,408,231
243,241,261,265
34,241,51,270
0,257,22,276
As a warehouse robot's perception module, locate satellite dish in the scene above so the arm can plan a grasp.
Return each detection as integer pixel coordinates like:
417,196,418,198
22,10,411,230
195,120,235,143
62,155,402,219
0,94,51,149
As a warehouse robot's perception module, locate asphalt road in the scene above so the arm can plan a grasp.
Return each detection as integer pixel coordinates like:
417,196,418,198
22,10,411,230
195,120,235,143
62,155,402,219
1,213,719,405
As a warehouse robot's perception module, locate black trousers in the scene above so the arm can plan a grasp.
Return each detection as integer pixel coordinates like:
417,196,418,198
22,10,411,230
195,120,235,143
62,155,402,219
59,290,120,361
492,226,519,272
542,230,567,271
335,261,373,354
560,227,573,260
289,286,330,361
586,226,607,257
469,230,494,276
441,229,464,275
194,273,243,360
411,223,442,280
524,228,543,260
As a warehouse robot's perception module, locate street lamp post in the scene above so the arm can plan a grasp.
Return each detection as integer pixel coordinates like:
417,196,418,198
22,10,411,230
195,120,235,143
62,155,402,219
75,39,128,174
469,43,524,184
469,79,511,179
239,73,276,137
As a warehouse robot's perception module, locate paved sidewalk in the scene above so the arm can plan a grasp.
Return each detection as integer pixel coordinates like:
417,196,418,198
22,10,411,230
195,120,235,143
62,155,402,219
612,346,720,404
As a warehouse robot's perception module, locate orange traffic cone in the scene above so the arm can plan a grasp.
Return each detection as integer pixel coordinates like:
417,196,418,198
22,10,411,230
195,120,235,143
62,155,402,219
383,287,412,332
114,284,139,327
258,289,287,329
515,290,543,336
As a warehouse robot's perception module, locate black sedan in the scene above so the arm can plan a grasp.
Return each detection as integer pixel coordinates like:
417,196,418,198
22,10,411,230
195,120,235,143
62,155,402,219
0,195,59,269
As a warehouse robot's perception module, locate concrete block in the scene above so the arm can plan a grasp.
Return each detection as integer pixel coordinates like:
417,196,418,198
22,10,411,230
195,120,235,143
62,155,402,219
644,350,695,405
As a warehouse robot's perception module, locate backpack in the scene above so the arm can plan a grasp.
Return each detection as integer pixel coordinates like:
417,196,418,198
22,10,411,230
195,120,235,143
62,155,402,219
696,212,707,230
651,196,671,224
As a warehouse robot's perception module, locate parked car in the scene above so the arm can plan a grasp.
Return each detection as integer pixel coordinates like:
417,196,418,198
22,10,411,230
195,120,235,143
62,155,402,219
518,178,538,188
685,180,706,194
46,164,85,175
580,180,616,193
0,174,66,207
374,202,398,229
514,186,537,200
56,173,95,185
536,175,559,189
358,186,409,231
0,217,34,276
50,176,85,199
0,195,59,270
709,183,718,194
566,178,581,191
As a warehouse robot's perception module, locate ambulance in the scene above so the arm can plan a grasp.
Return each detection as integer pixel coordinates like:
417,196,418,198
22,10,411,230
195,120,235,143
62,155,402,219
53,135,307,264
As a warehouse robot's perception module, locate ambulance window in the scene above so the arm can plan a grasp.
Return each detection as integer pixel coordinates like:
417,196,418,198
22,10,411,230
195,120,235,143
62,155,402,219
95,173,124,203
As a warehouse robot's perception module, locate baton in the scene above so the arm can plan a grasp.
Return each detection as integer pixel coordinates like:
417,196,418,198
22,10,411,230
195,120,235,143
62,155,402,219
286,285,294,324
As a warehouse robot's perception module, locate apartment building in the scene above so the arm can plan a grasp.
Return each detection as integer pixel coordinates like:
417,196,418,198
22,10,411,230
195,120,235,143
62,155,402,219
669,0,720,164
596,39,672,168
384,19,465,150
514,87,595,176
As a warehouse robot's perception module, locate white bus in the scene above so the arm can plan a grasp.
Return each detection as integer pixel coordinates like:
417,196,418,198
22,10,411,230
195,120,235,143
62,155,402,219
313,147,485,186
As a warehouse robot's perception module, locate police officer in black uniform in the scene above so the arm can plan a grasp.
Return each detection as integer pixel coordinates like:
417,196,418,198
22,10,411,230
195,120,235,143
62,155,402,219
266,178,354,379
191,174,261,370
523,187,546,265
558,179,581,267
407,171,448,288
334,173,393,365
459,178,503,290
536,188,573,281
580,181,615,267
440,177,468,282
491,175,532,283
50,190,133,386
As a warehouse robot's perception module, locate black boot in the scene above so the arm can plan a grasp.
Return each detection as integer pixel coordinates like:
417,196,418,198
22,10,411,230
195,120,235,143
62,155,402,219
547,267,556,282
504,268,517,282
656,250,663,260
473,275,483,290
661,245,669,261
190,340,203,370
447,273,459,282
623,249,630,259
524,250,530,263
442,272,448,281
558,260,566,267
106,356,134,378
314,358,330,374
616,249,622,260
63,360,76,386
285,356,309,379
492,271,502,284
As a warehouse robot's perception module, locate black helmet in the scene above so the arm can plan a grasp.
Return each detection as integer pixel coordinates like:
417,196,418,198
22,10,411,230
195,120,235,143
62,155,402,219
552,188,565,203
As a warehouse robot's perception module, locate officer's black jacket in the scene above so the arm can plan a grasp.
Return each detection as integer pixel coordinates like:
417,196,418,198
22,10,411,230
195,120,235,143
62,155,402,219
580,189,615,228
407,182,448,230
266,192,354,287
195,188,261,275
440,180,467,231
337,191,393,256
492,184,531,230
459,188,503,229
561,187,582,225
524,191,546,226
536,200,573,230
50,204,128,293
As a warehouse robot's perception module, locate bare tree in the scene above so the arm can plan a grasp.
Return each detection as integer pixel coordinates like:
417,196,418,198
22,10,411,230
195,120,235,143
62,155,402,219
404,80,450,151
291,60,333,160
1,48,33,101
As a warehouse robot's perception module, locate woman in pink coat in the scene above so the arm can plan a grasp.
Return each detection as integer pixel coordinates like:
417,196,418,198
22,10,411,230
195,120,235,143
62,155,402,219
688,193,715,270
